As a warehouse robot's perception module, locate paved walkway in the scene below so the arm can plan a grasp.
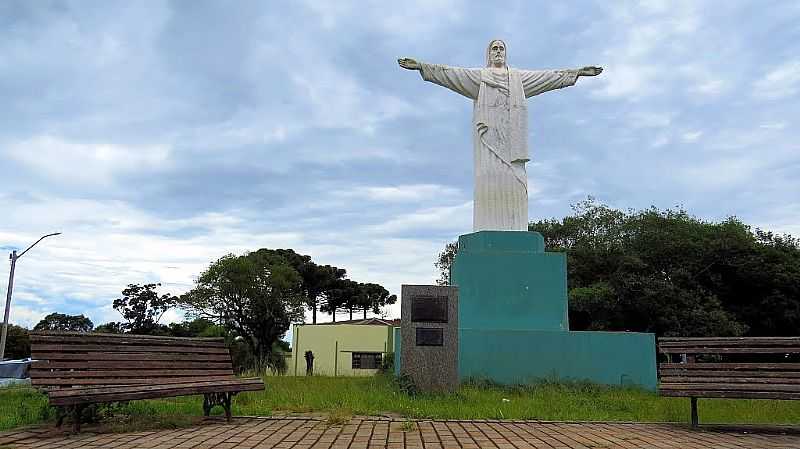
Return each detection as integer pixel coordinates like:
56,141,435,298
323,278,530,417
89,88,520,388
2,417,800,449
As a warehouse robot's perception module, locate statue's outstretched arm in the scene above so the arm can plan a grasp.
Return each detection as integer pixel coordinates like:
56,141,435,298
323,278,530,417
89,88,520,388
398,57,481,99
398,58,421,71
578,66,603,77
521,66,603,98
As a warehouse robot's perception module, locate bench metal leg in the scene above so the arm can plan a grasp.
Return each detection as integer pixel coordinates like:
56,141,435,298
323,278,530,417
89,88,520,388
55,407,65,428
690,397,698,428
73,405,83,433
203,392,236,422
202,394,212,417
224,393,232,422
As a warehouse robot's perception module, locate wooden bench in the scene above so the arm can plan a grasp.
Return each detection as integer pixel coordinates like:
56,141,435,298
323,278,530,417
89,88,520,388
30,332,265,431
657,336,800,427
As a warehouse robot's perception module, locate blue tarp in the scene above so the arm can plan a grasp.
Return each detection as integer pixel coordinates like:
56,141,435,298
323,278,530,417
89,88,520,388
0,358,32,379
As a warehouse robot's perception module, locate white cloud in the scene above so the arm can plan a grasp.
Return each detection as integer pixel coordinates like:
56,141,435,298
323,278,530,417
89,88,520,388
691,79,728,96
753,61,800,100
682,131,703,142
335,184,462,202
6,136,171,186
300,1,463,37
0,187,464,326
160,309,185,325
289,68,416,131
759,122,787,130
650,135,671,148
678,151,787,191
679,64,730,96
3,305,49,329
589,1,740,103
591,64,661,100
365,202,471,235
0,194,310,325
629,111,673,128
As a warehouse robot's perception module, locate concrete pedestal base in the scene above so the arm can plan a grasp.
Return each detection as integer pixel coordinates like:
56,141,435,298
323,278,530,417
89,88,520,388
459,328,657,390
450,231,657,390
453,231,568,331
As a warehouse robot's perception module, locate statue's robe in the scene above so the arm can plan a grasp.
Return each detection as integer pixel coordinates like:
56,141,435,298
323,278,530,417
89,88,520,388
419,63,578,231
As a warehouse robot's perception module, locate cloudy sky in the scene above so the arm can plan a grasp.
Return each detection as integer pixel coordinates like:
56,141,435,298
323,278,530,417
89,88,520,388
1,0,799,331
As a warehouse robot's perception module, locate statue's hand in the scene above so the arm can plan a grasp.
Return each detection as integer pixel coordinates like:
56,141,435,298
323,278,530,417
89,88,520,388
579,66,603,77
398,58,421,71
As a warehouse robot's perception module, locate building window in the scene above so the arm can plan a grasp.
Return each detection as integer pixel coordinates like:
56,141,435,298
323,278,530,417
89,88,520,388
352,352,382,369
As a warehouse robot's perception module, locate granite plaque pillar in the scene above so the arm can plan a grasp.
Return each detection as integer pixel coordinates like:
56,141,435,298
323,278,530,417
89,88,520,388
400,285,459,392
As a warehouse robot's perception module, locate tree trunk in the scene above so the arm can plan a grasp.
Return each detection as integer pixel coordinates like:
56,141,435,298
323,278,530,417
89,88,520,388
312,304,317,324
331,308,336,322
251,338,266,374
363,307,367,320
349,308,353,320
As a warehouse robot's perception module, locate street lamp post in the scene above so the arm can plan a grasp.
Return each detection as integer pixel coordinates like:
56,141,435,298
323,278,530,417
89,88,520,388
0,232,61,361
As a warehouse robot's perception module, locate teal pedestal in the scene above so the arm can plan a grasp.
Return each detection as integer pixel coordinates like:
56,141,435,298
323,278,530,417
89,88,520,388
454,231,568,332
451,231,657,390
459,329,657,390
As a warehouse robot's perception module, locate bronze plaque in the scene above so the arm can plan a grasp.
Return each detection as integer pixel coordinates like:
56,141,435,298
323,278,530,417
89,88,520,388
416,328,444,346
411,296,448,323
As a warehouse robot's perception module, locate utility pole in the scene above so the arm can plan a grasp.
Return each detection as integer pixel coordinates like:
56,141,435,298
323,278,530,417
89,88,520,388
1,252,17,360
0,233,61,361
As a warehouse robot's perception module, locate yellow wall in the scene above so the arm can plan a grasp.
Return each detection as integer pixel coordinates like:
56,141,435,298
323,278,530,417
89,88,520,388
291,324,393,376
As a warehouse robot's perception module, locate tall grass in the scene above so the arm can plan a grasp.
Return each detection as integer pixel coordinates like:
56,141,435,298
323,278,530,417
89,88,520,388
0,385,53,431
3,375,800,432
250,376,800,424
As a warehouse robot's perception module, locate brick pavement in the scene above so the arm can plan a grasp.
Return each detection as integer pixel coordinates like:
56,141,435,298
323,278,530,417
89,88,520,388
1,417,799,449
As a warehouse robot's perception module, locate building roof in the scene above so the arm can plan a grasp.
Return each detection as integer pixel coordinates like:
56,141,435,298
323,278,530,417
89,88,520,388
307,318,400,327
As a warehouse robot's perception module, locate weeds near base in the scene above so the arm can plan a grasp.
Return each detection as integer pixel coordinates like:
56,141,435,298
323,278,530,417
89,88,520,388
325,408,352,427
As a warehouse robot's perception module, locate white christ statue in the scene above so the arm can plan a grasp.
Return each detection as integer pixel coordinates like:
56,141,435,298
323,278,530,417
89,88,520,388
399,39,602,231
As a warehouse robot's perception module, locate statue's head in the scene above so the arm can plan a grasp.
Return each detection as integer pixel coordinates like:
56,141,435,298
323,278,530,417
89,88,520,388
486,39,507,68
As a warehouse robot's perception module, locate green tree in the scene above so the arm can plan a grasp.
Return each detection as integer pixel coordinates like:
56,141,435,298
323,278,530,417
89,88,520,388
261,249,348,324
435,198,800,337
322,278,360,322
33,313,94,333
94,322,125,334
179,250,305,373
322,280,397,321
435,242,458,286
357,283,397,320
113,283,175,334
301,263,346,324
3,324,30,359
167,318,225,338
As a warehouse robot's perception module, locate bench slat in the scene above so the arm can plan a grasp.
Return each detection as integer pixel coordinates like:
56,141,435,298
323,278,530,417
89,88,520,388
659,370,800,378
32,344,230,354
659,337,800,344
51,382,265,406
48,377,264,398
660,383,800,392
659,347,800,354
30,334,225,348
29,369,233,379
31,352,231,362
48,378,264,405
660,363,800,371
32,361,232,370
660,376,800,385
660,390,800,400
33,375,242,387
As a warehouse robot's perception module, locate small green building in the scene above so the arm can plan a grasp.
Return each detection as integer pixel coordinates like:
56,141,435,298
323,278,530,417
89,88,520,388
290,319,398,376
